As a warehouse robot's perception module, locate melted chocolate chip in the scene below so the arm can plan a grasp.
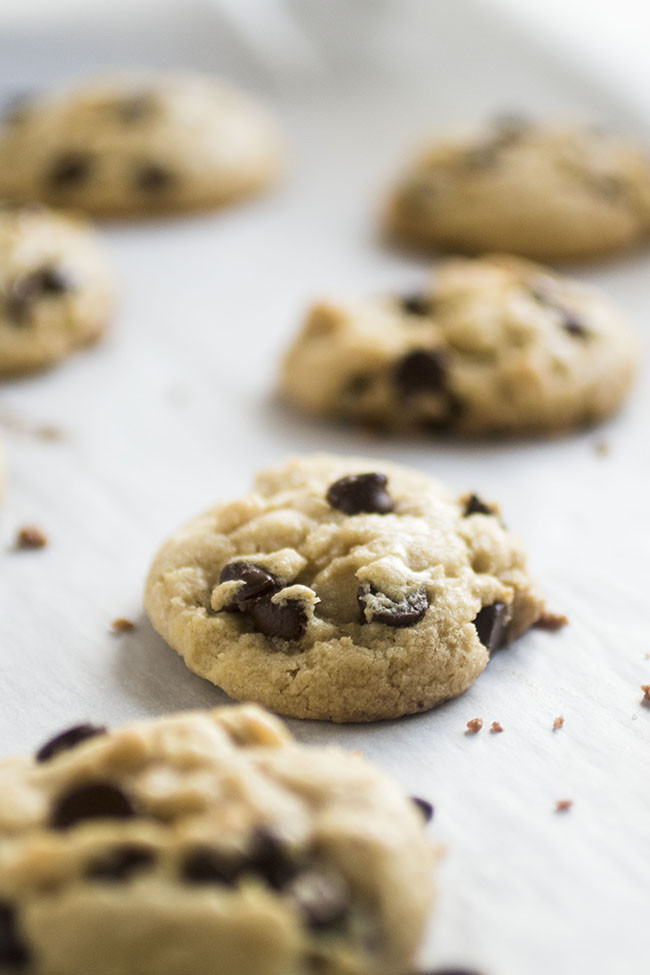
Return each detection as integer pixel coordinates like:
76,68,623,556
473,602,508,655
36,723,106,763
181,846,244,886
248,828,298,889
86,844,154,881
219,561,278,606
326,472,394,516
462,494,493,517
288,870,349,929
49,782,136,830
5,267,73,324
135,163,174,193
410,796,434,822
48,152,92,188
395,349,447,398
400,293,434,317
248,595,307,641
0,902,28,968
358,583,429,628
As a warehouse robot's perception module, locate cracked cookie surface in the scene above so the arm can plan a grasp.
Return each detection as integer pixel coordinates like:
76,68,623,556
385,118,650,260
0,203,113,375
144,454,545,722
0,73,283,217
280,255,637,436
0,705,434,975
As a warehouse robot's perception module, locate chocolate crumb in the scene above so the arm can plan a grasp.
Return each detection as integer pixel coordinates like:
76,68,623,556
14,525,47,550
465,718,483,735
534,611,569,632
555,799,573,813
553,716,565,731
641,685,650,706
490,721,503,734
111,618,136,633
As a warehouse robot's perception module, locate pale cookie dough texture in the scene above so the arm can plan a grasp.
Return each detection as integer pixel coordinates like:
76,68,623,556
0,706,435,975
386,117,650,260
0,203,114,375
0,73,283,217
280,255,637,436
144,454,545,722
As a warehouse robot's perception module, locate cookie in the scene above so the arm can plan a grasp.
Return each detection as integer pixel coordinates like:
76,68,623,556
0,705,435,975
385,117,650,260
144,454,545,722
0,73,283,217
280,254,637,436
0,203,114,375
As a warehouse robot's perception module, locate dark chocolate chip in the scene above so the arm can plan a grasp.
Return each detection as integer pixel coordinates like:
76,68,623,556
395,349,447,398
219,561,278,606
135,163,174,193
248,595,307,641
115,94,157,123
358,583,428,628
36,723,106,763
410,796,434,822
288,870,349,929
462,494,493,517
5,267,73,324
0,902,29,968
48,152,93,188
473,602,508,655
181,845,244,886
326,472,394,516
248,827,298,889
400,293,434,317
86,844,154,882
561,313,589,339
49,781,136,830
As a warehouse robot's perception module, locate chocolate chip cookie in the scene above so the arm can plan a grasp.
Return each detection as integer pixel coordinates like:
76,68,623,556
0,73,283,217
280,254,637,436
385,117,650,260
0,705,434,974
0,203,114,375
144,454,545,722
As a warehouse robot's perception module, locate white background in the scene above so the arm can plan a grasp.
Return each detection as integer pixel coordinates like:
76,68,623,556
0,2,649,973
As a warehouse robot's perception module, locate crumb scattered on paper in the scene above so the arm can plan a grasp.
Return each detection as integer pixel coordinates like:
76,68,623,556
555,799,573,812
14,525,48,550
111,618,136,633
490,721,504,733
553,716,565,731
641,685,650,706
466,718,483,734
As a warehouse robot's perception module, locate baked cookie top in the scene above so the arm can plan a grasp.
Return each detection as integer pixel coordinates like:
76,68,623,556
144,454,545,722
0,203,114,375
0,73,283,217
385,117,650,260
280,254,638,436
0,705,434,975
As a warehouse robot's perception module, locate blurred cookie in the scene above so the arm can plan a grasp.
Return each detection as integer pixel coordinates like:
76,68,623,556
0,705,434,974
280,254,637,435
144,453,545,722
0,203,113,375
385,117,650,260
0,73,283,217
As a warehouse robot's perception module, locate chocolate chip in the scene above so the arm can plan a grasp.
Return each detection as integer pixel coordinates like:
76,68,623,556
473,602,508,654
115,94,157,123
326,472,394,516
358,583,428,628
288,870,349,929
0,902,29,968
48,152,92,188
530,288,590,339
36,723,106,763
462,494,493,517
5,267,73,324
86,844,154,882
395,349,447,397
219,561,278,606
248,828,298,889
181,846,244,886
135,163,174,193
248,594,308,640
400,293,434,317
49,782,135,830
561,313,589,339
410,796,434,822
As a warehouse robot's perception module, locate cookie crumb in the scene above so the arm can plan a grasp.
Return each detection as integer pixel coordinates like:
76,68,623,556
641,685,650,706
111,617,136,633
555,799,573,812
14,525,48,550
490,721,503,733
553,716,564,731
466,718,483,734
594,439,610,457
534,611,569,631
